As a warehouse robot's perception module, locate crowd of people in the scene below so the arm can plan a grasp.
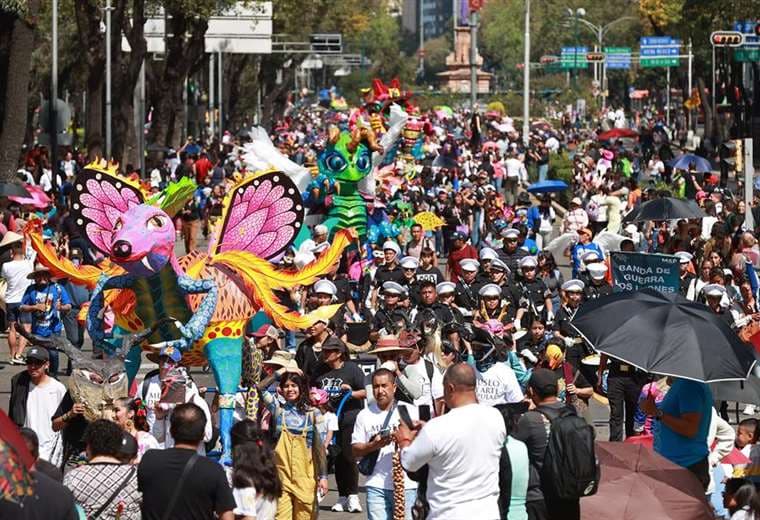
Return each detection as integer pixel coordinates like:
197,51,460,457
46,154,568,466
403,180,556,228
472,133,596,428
1,96,759,520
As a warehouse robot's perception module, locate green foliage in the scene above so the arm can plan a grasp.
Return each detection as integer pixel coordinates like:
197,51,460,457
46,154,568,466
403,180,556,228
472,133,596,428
0,0,25,16
548,152,574,206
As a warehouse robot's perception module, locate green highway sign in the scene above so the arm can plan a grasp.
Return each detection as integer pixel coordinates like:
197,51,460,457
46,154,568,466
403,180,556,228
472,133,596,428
735,48,760,62
560,47,588,70
640,57,679,68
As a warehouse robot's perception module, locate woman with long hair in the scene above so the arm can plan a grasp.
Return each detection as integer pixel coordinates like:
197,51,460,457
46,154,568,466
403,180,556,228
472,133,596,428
230,420,282,520
113,397,159,463
317,337,367,513
537,251,564,311
258,368,327,520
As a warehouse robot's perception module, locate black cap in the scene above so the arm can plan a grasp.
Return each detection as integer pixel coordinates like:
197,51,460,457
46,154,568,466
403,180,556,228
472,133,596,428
26,347,49,363
529,368,559,397
321,336,348,353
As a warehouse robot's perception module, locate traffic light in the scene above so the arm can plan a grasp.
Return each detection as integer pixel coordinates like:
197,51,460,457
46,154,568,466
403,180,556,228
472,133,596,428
719,139,743,187
586,52,605,63
711,31,744,46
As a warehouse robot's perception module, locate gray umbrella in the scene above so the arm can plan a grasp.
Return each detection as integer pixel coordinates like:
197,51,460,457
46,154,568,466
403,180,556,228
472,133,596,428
0,182,31,198
623,197,706,223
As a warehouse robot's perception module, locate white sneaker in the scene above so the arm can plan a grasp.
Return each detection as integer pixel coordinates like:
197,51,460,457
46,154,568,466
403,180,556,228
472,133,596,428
347,494,362,513
744,404,756,415
331,496,347,512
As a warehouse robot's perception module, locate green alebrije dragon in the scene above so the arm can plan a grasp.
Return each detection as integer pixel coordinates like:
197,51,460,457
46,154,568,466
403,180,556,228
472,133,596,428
312,127,382,242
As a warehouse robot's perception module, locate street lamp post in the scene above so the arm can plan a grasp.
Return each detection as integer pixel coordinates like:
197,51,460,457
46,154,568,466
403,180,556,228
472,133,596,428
571,16,635,109
522,0,530,147
567,8,585,88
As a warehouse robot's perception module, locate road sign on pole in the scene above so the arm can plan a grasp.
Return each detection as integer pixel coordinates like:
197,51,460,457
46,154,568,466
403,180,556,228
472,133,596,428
605,47,631,70
640,36,680,68
560,47,587,70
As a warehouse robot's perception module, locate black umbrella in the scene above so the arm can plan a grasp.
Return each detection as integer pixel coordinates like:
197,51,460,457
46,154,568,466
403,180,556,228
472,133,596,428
623,197,706,223
571,289,757,383
0,182,31,198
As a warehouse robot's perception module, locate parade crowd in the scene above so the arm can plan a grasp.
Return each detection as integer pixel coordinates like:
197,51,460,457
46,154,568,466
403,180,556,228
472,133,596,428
3,99,760,520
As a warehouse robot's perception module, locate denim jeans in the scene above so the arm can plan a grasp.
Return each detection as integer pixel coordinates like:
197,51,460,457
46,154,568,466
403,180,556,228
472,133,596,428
538,163,549,182
366,486,417,520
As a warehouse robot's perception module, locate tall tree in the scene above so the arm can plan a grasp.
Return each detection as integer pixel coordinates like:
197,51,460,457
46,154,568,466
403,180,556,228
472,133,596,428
0,0,42,181
145,1,211,149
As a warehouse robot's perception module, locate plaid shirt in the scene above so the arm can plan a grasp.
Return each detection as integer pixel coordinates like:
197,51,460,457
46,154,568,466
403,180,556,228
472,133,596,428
563,208,589,233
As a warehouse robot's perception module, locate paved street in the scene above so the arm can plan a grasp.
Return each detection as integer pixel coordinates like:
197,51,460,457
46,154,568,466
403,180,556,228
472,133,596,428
0,228,614,519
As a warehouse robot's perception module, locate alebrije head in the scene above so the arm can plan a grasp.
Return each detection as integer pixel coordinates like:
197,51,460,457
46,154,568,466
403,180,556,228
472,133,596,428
110,204,176,276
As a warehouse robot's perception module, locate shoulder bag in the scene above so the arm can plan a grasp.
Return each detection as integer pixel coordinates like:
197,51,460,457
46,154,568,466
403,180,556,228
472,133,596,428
357,404,397,476
161,453,199,520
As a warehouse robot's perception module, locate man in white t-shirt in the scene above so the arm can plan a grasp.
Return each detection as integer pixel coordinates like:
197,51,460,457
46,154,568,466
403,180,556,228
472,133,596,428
352,369,418,519
474,357,524,407
398,363,506,520
136,346,212,451
1,239,34,364
9,346,66,466
400,334,443,416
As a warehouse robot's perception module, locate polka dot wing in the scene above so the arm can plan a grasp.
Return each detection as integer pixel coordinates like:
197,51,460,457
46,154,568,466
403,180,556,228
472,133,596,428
70,161,146,256
210,170,305,261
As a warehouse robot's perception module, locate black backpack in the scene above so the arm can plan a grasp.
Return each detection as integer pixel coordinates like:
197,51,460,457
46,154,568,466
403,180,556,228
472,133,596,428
538,406,600,500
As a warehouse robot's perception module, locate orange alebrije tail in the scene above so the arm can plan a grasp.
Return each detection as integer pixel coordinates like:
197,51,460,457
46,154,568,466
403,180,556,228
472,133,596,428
24,219,123,289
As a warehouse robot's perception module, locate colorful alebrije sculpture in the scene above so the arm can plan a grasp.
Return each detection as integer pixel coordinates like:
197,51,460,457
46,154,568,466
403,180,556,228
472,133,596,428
27,159,353,462
305,126,383,243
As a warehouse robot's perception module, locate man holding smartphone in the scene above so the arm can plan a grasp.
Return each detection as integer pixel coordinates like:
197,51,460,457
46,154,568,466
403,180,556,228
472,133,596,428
352,368,419,520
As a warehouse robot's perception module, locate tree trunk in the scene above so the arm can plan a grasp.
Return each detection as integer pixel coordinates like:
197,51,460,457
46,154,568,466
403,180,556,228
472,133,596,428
147,11,207,149
74,0,106,157
0,4,40,182
225,54,251,131
258,55,296,130
111,0,146,165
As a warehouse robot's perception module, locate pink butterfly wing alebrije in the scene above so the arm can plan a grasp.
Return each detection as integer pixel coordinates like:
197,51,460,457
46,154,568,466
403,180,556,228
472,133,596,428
71,169,144,254
214,172,304,260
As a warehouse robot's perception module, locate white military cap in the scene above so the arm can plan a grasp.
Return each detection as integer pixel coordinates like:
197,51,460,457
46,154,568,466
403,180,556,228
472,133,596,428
587,263,608,279
490,258,509,272
460,258,480,272
674,251,693,264
561,279,585,292
479,283,502,298
703,283,726,297
518,256,538,269
479,247,498,261
313,279,337,296
501,228,520,239
436,282,456,295
400,256,419,269
382,281,404,295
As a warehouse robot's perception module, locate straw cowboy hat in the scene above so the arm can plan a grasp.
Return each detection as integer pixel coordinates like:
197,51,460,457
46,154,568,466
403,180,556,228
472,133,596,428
262,350,295,368
0,231,23,249
368,335,413,356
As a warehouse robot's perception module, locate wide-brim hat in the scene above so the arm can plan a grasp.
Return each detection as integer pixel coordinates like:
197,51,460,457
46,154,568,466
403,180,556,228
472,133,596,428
26,265,51,279
0,231,23,249
368,335,413,355
262,350,295,368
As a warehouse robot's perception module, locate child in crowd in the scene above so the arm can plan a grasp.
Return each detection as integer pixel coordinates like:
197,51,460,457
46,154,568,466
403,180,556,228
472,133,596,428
723,478,757,520
734,419,760,484
310,387,337,450
633,378,668,435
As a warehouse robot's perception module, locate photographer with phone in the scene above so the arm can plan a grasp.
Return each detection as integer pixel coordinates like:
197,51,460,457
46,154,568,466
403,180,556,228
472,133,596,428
352,368,419,520
397,363,505,519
